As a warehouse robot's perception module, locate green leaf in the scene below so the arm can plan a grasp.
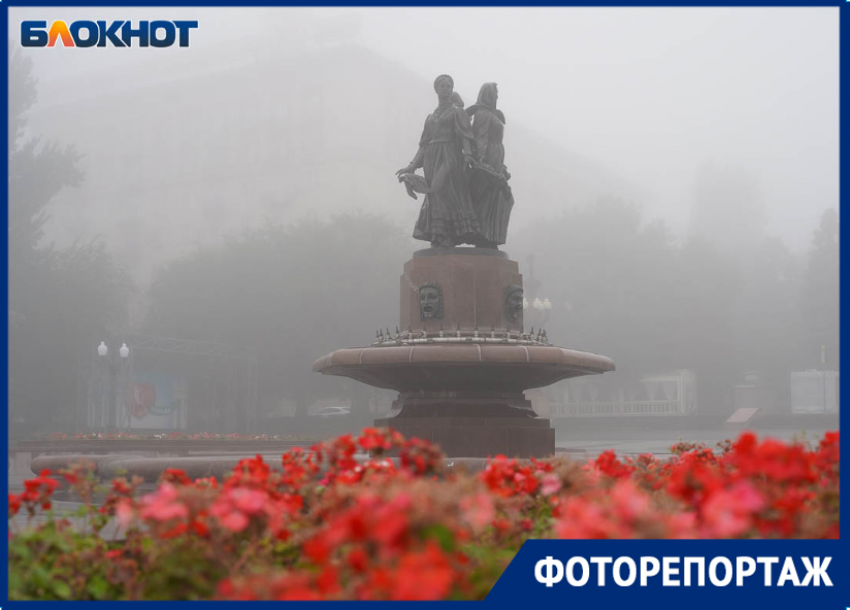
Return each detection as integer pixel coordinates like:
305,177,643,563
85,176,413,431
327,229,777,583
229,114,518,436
51,580,72,599
32,563,53,587
419,524,456,552
8,568,23,596
86,574,110,600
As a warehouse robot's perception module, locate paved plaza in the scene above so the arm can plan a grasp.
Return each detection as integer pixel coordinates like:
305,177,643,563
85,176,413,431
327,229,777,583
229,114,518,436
8,426,834,535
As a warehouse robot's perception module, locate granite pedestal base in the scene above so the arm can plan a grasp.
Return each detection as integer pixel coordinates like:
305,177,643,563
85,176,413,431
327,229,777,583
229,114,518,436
374,414,555,458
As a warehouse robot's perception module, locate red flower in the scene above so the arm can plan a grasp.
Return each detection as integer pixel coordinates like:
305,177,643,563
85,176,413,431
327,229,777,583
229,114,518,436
8,493,21,517
347,547,369,572
588,450,635,479
389,542,455,600
161,468,192,486
278,588,322,601
357,427,401,453
303,537,331,564
399,437,443,475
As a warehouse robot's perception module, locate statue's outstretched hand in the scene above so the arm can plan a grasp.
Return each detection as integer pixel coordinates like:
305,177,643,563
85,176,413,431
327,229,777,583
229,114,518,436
396,165,414,178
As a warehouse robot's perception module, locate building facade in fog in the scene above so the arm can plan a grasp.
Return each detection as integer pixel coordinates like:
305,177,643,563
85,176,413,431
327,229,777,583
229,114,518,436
27,20,636,292
550,370,697,417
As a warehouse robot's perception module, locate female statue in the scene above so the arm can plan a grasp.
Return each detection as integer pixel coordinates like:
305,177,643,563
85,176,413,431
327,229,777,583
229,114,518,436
396,75,480,248
467,82,514,248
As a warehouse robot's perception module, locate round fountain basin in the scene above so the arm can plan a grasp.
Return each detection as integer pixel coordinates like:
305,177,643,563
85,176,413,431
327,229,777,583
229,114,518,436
312,343,614,394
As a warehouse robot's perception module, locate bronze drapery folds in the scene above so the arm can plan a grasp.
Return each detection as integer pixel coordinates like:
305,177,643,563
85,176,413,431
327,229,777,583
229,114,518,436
397,77,514,249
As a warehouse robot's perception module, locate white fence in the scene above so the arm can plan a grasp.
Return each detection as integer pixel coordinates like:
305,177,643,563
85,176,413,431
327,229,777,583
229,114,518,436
551,369,698,417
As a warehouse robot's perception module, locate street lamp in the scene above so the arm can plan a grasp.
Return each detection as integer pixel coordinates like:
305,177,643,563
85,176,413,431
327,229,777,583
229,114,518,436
95,340,131,432
527,296,553,334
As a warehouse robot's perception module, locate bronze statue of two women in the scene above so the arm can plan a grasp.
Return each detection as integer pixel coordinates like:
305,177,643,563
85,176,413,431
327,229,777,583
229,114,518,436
397,75,514,249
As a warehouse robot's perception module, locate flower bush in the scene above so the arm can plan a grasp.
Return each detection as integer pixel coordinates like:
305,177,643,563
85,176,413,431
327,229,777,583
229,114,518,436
9,429,839,600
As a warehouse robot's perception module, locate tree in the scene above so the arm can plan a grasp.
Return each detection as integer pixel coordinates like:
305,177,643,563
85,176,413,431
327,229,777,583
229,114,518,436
689,162,764,255
513,198,682,379
511,198,741,415
144,212,413,419
8,47,82,262
730,236,805,412
667,236,740,414
9,47,132,429
799,208,839,370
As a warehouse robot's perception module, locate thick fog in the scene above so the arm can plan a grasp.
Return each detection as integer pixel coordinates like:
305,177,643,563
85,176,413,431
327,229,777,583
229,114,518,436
13,8,838,246
8,7,839,435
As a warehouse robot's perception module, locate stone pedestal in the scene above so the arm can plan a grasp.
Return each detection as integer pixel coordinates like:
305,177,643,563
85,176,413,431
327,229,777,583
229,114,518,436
400,248,523,333
374,414,554,459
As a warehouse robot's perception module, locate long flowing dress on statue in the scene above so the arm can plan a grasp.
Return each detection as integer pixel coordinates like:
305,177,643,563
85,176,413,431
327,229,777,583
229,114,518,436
468,83,514,247
412,103,480,247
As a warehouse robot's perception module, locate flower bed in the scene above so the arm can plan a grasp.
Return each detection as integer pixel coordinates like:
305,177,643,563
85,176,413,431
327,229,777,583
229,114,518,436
9,429,839,600
44,432,309,441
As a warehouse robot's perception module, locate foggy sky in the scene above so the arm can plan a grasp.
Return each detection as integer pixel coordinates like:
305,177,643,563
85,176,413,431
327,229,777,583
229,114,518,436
10,6,839,252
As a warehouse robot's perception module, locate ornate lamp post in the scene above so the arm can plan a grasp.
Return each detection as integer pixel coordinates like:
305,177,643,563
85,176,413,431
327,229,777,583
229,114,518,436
526,295,553,335
521,255,554,336
96,340,131,431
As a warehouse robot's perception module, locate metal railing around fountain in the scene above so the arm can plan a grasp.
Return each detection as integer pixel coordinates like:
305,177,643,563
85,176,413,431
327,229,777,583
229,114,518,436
370,327,552,347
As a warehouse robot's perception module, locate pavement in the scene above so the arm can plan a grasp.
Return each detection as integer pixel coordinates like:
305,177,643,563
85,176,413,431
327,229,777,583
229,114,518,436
556,428,831,458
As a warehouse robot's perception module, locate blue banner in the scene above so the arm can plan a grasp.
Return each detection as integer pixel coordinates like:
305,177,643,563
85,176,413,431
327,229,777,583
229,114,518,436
489,540,845,606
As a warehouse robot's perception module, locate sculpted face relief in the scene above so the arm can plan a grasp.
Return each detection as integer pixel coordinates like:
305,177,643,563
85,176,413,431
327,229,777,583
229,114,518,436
419,283,443,320
506,285,524,321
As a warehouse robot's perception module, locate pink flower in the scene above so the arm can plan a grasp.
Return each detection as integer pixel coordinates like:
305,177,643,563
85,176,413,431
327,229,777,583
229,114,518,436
701,482,765,538
209,488,269,532
115,499,135,528
459,492,495,532
218,511,250,532
541,473,562,496
139,483,188,522
230,488,266,515
727,481,765,512
610,479,650,521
